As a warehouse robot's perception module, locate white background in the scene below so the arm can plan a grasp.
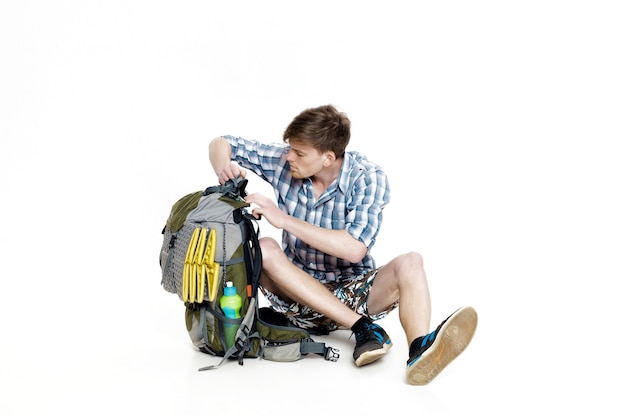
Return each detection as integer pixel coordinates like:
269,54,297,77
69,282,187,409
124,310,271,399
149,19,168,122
1,1,625,416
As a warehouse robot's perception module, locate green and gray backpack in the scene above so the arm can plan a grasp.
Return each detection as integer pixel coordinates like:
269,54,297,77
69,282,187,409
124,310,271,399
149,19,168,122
159,176,339,370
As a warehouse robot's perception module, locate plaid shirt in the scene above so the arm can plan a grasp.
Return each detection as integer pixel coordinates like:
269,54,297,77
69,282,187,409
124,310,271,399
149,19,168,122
225,135,390,283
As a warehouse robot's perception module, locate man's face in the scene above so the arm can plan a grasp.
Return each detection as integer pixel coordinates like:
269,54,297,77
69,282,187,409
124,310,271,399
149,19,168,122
285,140,327,179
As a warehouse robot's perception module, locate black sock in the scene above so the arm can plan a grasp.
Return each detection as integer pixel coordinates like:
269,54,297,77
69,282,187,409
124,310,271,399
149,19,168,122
351,315,372,332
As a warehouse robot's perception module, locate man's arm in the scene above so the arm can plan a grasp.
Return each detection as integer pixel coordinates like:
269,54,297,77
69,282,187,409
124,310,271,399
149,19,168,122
245,192,368,263
211,135,369,263
209,136,246,184
284,215,368,264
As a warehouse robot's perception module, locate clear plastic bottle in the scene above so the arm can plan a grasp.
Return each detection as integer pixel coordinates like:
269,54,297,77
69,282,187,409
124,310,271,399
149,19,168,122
219,281,242,349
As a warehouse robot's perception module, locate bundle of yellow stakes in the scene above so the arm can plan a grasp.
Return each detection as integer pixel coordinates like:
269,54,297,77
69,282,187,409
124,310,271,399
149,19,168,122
182,227,220,303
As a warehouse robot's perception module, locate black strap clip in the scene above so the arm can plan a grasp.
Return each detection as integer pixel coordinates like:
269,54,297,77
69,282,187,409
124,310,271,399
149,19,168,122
325,347,340,362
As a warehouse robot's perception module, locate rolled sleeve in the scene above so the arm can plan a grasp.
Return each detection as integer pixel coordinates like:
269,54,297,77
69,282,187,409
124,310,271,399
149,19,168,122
223,135,287,183
344,165,390,249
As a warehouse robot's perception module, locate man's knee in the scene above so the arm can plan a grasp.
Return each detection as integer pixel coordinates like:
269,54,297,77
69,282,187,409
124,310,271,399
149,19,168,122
259,236,280,250
258,237,285,271
395,251,424,273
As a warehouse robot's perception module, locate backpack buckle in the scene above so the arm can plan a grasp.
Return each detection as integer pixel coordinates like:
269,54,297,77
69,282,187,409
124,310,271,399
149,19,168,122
325,347,340,362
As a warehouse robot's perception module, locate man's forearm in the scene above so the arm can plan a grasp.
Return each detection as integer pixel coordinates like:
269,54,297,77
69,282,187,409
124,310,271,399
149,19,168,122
209,136,233,176
283,216,367,264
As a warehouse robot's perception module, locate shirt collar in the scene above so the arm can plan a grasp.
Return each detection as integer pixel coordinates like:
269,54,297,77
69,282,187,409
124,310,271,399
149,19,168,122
337,152,354,195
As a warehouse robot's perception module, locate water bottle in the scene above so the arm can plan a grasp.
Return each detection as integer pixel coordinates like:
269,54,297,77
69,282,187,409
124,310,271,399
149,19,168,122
220,281,242,349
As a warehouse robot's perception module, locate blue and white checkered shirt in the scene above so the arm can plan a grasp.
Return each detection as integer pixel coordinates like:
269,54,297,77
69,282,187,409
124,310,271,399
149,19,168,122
225,135,391,283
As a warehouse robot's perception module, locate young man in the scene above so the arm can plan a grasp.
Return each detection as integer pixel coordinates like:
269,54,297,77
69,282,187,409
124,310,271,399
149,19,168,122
209,104,477,385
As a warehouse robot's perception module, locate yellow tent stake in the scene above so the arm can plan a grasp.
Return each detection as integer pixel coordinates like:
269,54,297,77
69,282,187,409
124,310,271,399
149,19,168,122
198,264,206,303
190,264,198,302
206,228,216,264
195,228,207,265
192,228,208,302
182,227,220,303
205,229,220,302
208,262,219,302
182,227,201,302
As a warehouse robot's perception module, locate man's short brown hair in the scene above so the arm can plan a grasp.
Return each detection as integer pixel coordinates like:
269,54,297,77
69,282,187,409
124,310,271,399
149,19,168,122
283,104,351,157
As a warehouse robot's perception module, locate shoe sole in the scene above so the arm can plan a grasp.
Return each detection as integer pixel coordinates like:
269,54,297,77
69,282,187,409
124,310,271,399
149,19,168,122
406,306,478,385
354,341,393,367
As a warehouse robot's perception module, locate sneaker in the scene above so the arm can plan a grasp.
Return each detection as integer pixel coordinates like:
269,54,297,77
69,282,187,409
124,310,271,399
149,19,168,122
352,316,393,367
406,306,478,385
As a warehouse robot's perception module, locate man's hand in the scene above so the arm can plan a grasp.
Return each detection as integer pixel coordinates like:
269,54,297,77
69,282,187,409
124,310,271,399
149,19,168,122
217,162,247,185
245,193,286,229
209,136,247,184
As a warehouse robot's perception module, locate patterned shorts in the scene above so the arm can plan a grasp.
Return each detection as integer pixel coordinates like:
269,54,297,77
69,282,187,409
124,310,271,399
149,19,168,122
259,269,399,334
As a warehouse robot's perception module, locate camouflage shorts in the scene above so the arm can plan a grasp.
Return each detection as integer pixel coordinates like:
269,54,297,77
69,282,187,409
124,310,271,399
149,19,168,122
259,269,399,334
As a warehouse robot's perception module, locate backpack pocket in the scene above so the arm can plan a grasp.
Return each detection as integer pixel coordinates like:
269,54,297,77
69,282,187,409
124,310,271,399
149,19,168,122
185,305,260,358
262,339,306,362
256,307,318,362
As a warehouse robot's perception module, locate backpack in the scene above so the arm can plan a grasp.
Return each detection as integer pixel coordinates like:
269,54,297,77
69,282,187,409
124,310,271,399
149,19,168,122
159,176,340,370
